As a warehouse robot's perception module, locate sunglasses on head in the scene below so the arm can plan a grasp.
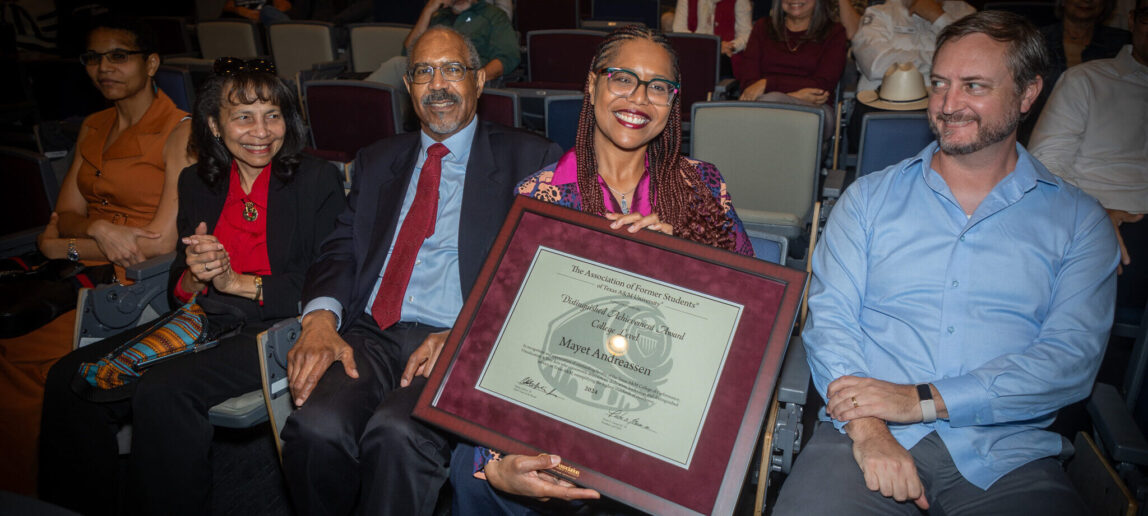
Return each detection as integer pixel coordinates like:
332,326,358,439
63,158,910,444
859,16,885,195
213,57,277,76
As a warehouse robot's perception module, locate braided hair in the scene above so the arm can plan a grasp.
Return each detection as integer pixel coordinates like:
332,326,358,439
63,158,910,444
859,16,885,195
574,25,735,251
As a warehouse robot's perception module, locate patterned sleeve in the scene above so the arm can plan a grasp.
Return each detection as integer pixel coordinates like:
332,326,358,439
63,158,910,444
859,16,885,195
470,446,503,479
691,160,755,257
516,168,584,210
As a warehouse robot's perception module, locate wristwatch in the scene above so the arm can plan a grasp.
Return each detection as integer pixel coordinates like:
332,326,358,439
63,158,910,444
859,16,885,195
253,275,263,302
66,238,79,262
917,384,937,423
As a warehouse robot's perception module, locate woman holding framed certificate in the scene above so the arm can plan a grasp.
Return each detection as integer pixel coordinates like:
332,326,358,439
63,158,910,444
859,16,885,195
451,24,757,513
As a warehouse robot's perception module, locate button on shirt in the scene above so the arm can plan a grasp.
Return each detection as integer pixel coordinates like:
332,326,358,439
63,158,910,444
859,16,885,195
304,117,476,330
803,142,1119,489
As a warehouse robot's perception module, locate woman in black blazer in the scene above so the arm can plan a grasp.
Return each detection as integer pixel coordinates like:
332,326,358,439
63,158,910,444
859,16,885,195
38,58,346,516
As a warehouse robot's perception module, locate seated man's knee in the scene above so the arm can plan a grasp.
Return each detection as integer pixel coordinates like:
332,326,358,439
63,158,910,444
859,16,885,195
282,400,358,454
360,405,424,451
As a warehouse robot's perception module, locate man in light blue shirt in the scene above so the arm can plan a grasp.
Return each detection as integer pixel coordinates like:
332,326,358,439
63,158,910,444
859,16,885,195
775,11,1120,515
279,27,561,516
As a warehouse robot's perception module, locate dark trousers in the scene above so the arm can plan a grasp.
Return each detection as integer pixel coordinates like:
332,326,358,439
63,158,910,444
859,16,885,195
773,422,1087,516
279,314,454,516
1118,218,1147,312
38,322,266,516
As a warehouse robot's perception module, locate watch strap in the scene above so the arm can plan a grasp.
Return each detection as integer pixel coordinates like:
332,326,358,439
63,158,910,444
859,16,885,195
917,384,937,423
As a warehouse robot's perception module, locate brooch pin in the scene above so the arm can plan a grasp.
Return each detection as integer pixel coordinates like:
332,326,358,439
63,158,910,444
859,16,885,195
243,200,258,222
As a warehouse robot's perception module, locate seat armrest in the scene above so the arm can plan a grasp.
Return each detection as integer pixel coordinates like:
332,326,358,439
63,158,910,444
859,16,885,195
1088,382,1148,466
821,168,846,199
0,227,44,259
259,316,303,459
263,317,303,398
77,253,176,346
778,335,810,405
715,77,739,100
124,252,177,282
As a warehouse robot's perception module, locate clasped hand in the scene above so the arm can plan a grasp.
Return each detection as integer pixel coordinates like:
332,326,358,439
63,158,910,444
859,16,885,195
89,218,161,266
182,222,237,292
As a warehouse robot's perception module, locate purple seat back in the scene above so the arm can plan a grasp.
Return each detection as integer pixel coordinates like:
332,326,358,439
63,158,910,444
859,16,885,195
304,81,400,162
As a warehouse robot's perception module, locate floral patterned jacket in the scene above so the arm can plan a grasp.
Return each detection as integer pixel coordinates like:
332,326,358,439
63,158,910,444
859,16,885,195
515,150,755,257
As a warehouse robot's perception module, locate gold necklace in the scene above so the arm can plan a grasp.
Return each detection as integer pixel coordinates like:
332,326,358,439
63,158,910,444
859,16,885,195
784,17,808,52
785,29,804,53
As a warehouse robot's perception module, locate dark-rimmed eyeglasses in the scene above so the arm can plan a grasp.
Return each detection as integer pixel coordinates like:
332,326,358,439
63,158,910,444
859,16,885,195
407,62,476,84
79,49,146,66
213,57,277,76
598,67,680,106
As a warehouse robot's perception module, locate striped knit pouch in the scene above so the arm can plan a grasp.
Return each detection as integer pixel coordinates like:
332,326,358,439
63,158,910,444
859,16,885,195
73,300,218,401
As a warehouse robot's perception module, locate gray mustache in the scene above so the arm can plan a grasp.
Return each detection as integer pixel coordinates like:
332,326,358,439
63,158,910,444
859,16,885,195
422,89,460,105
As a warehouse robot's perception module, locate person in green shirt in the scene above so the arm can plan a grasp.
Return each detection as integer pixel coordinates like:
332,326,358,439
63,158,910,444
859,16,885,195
408,0,520,79
367,0,520,128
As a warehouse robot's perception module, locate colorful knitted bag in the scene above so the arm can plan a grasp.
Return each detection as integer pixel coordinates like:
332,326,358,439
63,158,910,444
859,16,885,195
74,299,218,400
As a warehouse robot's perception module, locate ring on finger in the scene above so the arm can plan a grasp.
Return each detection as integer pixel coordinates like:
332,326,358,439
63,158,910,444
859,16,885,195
205,262,212,271
851,396,858,408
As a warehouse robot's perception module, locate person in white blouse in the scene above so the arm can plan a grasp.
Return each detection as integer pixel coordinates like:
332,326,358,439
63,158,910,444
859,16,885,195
1030,0,1147,311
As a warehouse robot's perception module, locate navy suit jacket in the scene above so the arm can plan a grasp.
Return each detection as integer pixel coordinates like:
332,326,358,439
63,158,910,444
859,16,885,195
302,120,563,328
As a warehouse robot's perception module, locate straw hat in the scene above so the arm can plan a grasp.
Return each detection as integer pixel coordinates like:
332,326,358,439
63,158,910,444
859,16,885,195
857,63,930,111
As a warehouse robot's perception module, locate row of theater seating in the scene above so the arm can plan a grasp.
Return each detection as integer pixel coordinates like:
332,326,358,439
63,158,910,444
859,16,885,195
8,132,1145,513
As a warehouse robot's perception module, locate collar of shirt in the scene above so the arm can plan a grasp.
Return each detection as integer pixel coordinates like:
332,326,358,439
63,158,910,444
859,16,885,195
418,114,478,169
1114,45,1148,79
549,149,654,215
225,160,272,210
899,142,1060,226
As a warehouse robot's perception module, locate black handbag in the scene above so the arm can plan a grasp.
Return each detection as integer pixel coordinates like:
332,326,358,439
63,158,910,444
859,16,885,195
0,258,116,338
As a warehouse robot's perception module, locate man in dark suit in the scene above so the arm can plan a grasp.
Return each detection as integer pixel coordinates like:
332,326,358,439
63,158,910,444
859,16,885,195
279,26,563,516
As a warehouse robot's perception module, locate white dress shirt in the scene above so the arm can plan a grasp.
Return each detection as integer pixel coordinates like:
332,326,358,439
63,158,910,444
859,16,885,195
1030,45,1148,214
851,0,976,92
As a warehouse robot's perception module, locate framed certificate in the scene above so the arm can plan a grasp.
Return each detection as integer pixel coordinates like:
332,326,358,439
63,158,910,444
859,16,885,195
413,196,807,515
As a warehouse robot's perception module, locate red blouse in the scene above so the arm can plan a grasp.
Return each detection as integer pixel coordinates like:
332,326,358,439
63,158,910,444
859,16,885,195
174,162,272,302
738,18,848,103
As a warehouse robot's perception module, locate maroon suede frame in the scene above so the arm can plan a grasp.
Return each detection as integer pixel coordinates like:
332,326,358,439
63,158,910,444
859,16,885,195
414,197,806,515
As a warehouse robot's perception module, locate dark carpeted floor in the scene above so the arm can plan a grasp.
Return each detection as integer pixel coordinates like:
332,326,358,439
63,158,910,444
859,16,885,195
211,425,293,516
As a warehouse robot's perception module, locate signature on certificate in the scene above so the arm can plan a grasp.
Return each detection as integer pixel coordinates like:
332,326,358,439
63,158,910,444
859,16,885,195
518,376,560,397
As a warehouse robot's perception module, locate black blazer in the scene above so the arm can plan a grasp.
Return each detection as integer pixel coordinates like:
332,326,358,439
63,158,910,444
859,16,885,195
302,120,564,326
170,154,347,322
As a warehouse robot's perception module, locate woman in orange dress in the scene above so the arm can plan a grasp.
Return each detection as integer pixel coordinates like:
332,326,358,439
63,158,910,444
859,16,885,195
0,18,191,495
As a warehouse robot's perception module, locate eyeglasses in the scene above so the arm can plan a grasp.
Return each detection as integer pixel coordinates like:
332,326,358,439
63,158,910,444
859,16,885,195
598,68,680,106
213,57,277,76
407,62,476,84
1134,7,1148,25
79,49,146,66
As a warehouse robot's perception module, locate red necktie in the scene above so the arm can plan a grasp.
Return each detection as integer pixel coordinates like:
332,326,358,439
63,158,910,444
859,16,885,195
687,0,699,32
371,142,450,330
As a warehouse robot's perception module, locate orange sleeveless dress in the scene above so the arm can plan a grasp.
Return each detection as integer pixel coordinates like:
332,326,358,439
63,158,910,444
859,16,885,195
0,90,186,496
